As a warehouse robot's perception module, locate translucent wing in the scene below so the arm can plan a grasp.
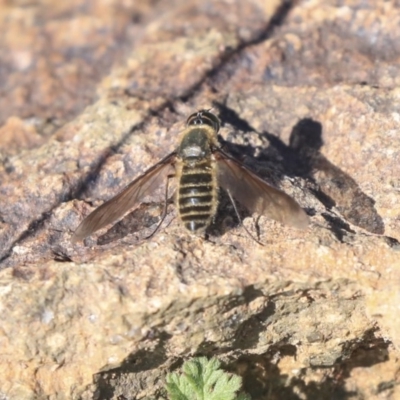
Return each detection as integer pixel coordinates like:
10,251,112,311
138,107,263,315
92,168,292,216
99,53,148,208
215,149,309,229
72,152,177,242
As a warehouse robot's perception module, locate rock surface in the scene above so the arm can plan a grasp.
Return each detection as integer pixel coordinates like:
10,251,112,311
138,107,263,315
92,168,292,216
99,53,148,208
0,0,399,399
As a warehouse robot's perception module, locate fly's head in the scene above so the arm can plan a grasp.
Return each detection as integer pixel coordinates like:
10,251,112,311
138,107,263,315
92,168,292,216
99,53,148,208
186,109,220,134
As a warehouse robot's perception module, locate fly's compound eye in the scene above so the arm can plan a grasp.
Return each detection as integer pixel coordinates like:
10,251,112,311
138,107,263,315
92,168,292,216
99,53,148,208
186,110,220,132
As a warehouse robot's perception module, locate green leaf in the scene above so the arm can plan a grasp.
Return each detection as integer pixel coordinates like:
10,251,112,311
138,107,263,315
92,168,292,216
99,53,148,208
165,357,251,400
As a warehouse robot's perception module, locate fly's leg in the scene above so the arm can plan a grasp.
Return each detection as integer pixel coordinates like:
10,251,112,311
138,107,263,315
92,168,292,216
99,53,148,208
144,174,174,240
226,189,264,246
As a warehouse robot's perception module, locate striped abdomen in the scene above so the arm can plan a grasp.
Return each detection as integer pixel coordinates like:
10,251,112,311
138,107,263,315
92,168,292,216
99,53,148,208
177,158,217,232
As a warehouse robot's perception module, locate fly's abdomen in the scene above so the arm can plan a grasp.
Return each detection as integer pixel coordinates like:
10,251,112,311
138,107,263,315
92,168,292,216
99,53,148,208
178,160,217,232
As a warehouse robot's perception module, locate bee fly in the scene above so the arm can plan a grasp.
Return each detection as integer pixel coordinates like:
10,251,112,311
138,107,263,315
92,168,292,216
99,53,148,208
72,110,309,242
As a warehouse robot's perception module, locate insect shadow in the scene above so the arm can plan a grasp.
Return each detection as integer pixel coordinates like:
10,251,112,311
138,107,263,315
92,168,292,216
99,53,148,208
218,104,384,238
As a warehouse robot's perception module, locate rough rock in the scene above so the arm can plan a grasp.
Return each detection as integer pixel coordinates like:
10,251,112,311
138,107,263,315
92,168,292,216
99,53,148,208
0,0,399,399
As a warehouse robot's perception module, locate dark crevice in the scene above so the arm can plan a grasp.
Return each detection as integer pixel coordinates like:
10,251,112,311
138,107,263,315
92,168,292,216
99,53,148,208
178,0,296,104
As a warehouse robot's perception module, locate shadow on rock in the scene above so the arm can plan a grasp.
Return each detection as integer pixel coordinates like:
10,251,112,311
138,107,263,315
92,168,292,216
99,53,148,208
287,118,384,235
217,103,384,235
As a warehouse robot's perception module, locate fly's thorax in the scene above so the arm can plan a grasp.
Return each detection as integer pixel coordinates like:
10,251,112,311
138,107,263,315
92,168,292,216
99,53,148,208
176,126,218,232
177,126,218,161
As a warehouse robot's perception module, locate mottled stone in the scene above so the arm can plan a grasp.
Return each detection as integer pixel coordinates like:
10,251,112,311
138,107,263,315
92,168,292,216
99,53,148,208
0,0,399,399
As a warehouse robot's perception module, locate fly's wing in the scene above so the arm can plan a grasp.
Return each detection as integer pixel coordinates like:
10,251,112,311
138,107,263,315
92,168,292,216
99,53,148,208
72,152,177,242
215,149,309,229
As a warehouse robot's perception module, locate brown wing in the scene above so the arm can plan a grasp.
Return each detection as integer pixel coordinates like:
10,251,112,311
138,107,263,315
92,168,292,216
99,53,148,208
72,152,177,242
215,149,309,229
